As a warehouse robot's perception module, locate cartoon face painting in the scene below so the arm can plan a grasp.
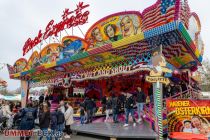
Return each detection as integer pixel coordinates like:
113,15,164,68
105,24,115,38
120,16,135,37
91,27,103,42
150,51,172,77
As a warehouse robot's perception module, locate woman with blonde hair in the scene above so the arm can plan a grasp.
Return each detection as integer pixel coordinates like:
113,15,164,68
64,102,74,139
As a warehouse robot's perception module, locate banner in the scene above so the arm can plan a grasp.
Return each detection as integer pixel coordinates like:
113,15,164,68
166,99,210,139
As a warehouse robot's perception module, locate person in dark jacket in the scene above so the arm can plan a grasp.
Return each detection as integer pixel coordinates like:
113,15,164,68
39,104,51,140
92,99,96,117
105,97,112,122
45,94,49,102
84,97,94,123
111,95,119,123
171,83,178,96
101,96,106,114
80,106,85,125
164,87,171,98
148,85,153,104
50,110,59,140
136,87,146,123
19,103,36,140
124,93,136,127
39,94,44,105
181,81,188,92
118,93,126,111
56,107,65,137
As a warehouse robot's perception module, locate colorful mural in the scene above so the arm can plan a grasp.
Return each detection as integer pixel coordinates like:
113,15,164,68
39,43,62,64
27,51,39,69
61,36,89,59
85,11,142,49
13,58,27,73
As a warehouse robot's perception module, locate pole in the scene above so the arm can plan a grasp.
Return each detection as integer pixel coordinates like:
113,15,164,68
21,80,29,108
153,82,163,140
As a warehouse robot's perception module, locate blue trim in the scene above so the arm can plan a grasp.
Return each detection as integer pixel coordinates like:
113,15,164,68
144,21,178,39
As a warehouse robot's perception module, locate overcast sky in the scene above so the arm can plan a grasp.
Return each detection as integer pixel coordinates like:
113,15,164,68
0,0,209,91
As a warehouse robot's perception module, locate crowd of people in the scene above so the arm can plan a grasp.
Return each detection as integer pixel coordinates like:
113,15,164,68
0,97,74,140
0,80,201,140
79,87,147,127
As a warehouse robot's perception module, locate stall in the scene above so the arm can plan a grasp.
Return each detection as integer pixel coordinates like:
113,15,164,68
7,0,205,139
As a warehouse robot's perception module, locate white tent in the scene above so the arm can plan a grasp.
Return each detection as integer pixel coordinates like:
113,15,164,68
2,94,21,101
0,94,4,99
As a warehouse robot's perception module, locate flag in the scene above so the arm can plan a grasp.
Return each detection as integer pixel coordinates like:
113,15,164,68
142,0,176,31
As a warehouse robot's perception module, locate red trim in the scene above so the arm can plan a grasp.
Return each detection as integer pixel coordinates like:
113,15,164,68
62,35,89,43
190,12,201,31
39,43,62,57
190,42,196,51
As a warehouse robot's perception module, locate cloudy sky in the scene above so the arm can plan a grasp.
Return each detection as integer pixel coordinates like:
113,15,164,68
0,0,209,90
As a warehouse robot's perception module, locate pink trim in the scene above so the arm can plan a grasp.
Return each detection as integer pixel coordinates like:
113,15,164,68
174,0,180,20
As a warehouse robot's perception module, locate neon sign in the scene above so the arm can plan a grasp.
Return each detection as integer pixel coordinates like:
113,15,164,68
22,2,90,56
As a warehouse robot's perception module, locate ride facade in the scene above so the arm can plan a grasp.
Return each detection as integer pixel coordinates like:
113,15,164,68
7,0,206,139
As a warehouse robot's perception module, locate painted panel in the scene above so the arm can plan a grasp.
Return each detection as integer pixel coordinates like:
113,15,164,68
13,58,27,73
27,51,39,69
39,43,63,64
61,36,89,59
85,11,142,50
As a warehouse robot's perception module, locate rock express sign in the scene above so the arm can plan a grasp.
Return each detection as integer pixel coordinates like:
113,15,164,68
23,2,90,56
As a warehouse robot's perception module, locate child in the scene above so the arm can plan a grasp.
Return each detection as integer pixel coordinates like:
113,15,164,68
183,120,193,133
80,106,85,125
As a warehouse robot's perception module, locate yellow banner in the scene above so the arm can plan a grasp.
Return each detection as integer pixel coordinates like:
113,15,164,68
145,76,170,85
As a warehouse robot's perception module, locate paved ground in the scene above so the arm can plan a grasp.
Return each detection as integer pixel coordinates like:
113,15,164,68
71,122,158,139
0,133,106,140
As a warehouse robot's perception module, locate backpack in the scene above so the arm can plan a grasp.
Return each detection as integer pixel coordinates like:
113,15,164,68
25,108,34,120
57,111,65,124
